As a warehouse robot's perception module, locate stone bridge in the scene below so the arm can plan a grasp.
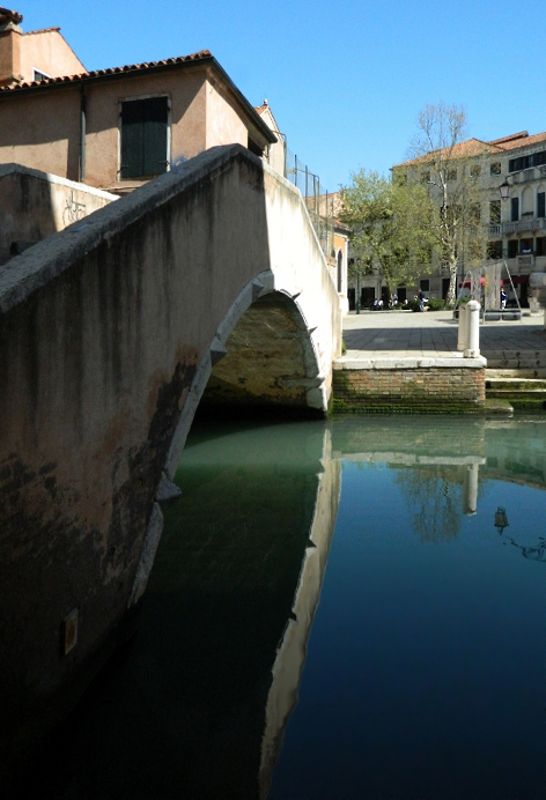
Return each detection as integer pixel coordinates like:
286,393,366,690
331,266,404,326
0,144,341,778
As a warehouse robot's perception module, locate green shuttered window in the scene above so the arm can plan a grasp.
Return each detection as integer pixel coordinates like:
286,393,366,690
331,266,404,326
120,96,169,179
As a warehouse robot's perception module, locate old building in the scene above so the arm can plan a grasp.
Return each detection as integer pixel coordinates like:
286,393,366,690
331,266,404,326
393,130,546,307
0,7,349,309
0,9,276,193
0,6,85,87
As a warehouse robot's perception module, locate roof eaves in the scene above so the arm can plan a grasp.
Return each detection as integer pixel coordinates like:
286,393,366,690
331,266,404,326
24,27,61,35
0,49,277,145
0,50,214,94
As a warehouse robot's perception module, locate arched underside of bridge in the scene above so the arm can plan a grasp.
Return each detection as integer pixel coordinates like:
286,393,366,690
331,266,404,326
0,144,341,779
202,292,324,415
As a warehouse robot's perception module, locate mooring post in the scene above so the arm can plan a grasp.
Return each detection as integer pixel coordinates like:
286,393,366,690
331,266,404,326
457,304,468,352
464,300,481,358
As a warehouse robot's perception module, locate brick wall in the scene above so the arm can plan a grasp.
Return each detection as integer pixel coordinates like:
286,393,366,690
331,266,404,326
333,366,486,414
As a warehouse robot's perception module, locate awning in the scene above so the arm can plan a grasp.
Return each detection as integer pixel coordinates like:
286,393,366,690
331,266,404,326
459,274,530,288
502,275,529,285
459,277,485,288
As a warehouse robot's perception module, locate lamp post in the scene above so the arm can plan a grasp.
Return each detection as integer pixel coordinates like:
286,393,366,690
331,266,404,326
499,178,511,201
355,258,361,314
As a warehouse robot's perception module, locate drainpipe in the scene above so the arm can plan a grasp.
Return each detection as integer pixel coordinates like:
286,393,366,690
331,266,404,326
79,83,86,182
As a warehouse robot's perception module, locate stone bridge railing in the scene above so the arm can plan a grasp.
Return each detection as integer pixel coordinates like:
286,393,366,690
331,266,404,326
0,144,341,779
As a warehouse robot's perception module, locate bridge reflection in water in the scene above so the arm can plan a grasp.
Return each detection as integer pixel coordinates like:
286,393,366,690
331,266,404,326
15,414,546,799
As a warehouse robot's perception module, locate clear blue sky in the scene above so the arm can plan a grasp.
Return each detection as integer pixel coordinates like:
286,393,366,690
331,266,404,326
18,0,546,191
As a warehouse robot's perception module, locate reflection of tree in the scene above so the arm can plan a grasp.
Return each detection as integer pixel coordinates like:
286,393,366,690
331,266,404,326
393,465,467,542
499,531,546,563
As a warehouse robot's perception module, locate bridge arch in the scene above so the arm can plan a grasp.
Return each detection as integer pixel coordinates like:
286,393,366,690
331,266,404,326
166,276,327,477
0,143,342,749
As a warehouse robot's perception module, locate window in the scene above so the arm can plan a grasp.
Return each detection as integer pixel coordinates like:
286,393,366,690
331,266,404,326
490,200,501,224
487,241,502,259
421,171,430,184
470,164,481,178
538,192,545,218
509,156,526,172
511,197,519,222
520,238,533,254
33,69,51,82
490,162,501,175
536,237,546,256
509,150,546,172
507,240,518,258
447,168,457,181
120,96,169,179
420,279,430,292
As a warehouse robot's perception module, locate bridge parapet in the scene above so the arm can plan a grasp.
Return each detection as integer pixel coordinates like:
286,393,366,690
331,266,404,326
0,144,341,777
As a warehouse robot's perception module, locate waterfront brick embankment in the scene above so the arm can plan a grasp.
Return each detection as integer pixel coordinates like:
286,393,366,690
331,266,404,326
334,309,546,414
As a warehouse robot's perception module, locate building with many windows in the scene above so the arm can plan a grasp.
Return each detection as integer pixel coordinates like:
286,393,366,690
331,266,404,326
393,130,546,308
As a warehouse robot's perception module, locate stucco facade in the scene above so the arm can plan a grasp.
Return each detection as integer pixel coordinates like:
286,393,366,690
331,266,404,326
393,130,546,307
256,100,286,176
0,54,276,192
0,10,275,192
0,163,117,263
0,8,85,86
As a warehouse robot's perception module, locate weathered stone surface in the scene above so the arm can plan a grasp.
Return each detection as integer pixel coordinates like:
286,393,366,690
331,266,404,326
0,144,342,779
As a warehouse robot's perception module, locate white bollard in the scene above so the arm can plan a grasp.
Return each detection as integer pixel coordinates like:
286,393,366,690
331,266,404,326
457,304,468,351
464,300,481,358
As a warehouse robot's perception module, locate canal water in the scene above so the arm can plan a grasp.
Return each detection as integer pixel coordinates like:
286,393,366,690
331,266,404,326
22,415,545,799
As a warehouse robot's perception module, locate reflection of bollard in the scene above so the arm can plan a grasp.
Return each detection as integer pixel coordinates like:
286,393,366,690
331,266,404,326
463,463,479,515
464,300,480,358
457,304,468,351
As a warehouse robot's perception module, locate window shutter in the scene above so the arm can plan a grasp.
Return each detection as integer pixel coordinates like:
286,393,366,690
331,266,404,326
143,97,169,177
121,97,168,179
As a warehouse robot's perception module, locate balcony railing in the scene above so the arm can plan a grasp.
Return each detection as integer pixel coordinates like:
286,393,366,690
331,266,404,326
502,217,546,235
517,255,534,268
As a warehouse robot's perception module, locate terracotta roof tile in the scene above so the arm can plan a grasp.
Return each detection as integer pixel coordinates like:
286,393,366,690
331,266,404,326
487,131,528,145
25,27,61,35
494,131,546,151
394,130,546,168
0,50,213,93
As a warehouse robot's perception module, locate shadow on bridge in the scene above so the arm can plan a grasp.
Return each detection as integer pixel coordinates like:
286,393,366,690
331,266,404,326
0,144,341,785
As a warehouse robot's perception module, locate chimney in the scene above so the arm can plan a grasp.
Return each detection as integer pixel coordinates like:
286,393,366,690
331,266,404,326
0,7,23,87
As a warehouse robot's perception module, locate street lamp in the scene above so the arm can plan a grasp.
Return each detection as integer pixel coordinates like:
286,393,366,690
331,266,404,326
499,178,511,201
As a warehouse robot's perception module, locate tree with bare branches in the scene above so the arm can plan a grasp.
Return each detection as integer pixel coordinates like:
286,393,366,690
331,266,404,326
402,102,488,305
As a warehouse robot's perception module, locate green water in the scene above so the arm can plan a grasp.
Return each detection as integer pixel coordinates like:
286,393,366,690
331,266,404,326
20,415,546,799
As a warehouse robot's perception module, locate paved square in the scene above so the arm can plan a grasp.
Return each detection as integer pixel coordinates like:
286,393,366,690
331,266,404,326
343,310,546,361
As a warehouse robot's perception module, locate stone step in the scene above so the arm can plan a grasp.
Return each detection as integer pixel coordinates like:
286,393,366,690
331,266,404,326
484,310,522,321
486,378,546,390
484,351,546,370
486,368,546,379
486,377,546,403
